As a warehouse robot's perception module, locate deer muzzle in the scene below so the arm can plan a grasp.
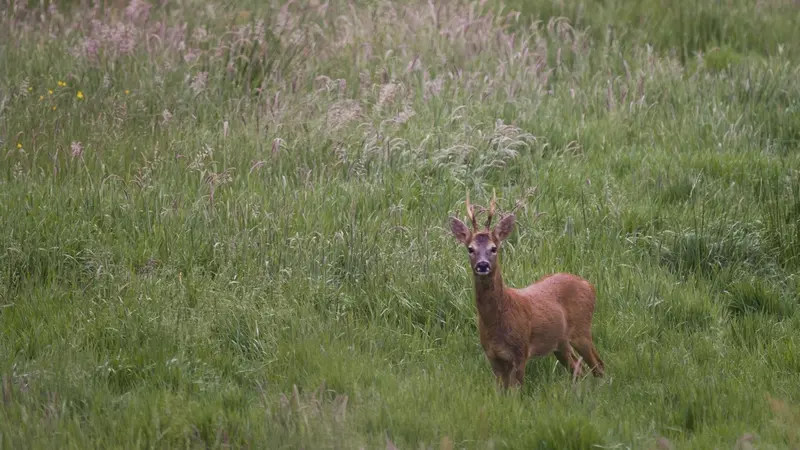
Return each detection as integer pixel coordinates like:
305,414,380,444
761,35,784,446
475,261,491,275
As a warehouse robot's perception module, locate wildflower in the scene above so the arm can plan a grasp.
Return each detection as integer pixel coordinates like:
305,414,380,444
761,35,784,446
190,72,208,94
125,0,152,24
250,160,265,173
124,90,130,95
191,26,208,42
83,38,100,62
12,162,24,180
183,48,199,63
272,138,284,155
377,82,401,111
17,143,22,149
70,141,84,158
76,91,84,100
20,78,31,95
424,77,444,100
48,89,54,95
19,78,33,97
392,102,415,125
189,144,213,171
39,95,44,101
58,80,66,87
326,100,362,131
52,105,57,111
116,25,137,54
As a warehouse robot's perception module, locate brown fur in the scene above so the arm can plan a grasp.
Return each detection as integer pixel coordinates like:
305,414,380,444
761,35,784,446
450,193,605,390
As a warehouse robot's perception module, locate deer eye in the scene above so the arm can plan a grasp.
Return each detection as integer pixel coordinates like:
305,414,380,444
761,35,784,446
490,246,498,253
467,246,475,254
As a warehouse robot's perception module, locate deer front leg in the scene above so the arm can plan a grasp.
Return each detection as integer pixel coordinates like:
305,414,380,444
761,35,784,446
489,357,513,390
555,340,583,379
511,358,527,388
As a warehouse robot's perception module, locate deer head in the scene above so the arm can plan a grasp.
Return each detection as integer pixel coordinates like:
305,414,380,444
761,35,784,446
449,189,516,276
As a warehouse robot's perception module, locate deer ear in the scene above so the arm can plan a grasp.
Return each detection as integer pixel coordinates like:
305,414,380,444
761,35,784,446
494,214,516,241
449,216,470,244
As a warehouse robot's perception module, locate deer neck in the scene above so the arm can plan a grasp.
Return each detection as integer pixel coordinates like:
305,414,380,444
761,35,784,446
473,268,506,322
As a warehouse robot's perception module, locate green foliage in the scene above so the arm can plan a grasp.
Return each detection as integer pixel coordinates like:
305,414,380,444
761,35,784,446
1,0,800,448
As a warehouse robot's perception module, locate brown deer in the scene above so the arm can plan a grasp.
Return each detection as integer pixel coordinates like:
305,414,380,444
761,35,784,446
449,190,605,390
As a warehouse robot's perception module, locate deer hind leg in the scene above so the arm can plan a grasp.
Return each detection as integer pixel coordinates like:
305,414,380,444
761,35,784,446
554,340,583,379
572,339,605,377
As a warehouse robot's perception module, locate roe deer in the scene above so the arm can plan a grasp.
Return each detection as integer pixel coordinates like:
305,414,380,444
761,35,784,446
449,190,605,389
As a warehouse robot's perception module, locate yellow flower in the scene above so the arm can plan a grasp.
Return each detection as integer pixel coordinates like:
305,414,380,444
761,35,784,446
124,90,130,95
48,89,53,95
52,105,57,111
58,80,66,87
76,91,84,100
17,143,22,149
39,95,44,101
28,87,33,91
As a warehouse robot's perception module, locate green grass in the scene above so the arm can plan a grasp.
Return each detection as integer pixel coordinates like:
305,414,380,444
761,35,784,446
2,0,800,448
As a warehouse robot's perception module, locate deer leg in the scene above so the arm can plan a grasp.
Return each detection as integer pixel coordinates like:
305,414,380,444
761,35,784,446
572,339,605,378
555,340,583,379
591,346,605,375
511,358,527,388
489,358,513,390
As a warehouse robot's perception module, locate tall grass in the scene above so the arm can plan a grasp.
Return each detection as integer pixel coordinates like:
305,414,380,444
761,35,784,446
1,0,799,448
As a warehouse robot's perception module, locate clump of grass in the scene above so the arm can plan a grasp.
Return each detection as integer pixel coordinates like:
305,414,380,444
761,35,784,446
266,383,355,448
652,289,716,333
767,394,800,450
619,204,665,236
654,223,775,280
762,171,800,270
700,46,746,73
523,415,607,449
725,278,796,319
503,0,800,62
651,173,699,206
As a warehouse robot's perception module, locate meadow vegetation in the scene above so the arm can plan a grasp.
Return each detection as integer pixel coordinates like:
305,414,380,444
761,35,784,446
1,0,800,448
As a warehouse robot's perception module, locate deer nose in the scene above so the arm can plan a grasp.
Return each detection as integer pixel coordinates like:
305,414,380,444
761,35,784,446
475,261,490,274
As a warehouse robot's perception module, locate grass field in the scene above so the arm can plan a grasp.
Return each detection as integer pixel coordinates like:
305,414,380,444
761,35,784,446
2,0,800,448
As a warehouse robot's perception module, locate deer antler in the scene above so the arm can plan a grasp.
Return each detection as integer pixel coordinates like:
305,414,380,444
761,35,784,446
465,189,479,231
485,189,497,230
